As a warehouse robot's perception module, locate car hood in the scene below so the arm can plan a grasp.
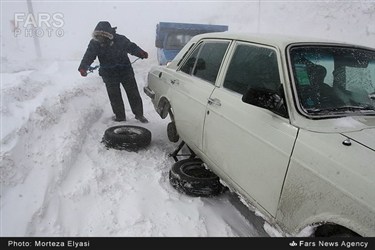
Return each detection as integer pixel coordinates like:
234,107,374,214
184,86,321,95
293,115,375,134
342,128,375,151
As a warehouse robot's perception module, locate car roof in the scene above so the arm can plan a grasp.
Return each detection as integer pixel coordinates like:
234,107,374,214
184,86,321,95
190,32,373,50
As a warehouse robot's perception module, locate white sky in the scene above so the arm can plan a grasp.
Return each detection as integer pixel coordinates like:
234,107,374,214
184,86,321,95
1,0,374,61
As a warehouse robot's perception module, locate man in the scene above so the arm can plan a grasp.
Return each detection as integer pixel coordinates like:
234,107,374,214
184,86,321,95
78,21,149,123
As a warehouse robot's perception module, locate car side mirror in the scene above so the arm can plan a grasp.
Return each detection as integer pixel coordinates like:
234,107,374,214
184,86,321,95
242,86,288,118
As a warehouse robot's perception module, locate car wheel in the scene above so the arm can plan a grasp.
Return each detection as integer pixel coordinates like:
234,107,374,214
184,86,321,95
167,121,179,142
102,125,151,151
314,225,360,237
169,158,226,197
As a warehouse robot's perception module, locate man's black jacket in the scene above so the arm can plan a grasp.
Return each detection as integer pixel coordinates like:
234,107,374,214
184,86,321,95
78,34,144,77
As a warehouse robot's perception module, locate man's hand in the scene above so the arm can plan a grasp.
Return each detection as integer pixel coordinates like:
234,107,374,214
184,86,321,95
139,50,148,59
79,68,88,77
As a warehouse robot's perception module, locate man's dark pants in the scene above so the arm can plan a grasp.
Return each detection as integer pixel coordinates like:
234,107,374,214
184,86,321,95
102,74,143,120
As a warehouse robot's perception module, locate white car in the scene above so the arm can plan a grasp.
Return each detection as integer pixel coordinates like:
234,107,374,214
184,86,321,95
144,33,375,237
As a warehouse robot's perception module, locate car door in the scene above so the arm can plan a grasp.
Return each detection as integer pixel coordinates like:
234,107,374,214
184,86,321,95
169,39,230,150
203,41,298,217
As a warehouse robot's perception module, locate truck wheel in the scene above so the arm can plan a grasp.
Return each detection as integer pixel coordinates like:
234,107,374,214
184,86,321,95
167,121,179,142
169,158,226,197
102,125,151,151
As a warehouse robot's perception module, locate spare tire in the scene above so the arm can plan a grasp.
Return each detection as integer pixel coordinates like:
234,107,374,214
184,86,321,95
102,125,151,151
169,158,226,197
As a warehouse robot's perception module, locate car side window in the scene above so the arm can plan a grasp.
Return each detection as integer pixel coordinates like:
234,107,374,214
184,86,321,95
180,41,229,84
224,44,281,95
194,42,229,84
180,43,202,75
177,43,196,67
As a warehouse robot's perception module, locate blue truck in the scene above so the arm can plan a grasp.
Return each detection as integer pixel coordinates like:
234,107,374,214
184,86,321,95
155,22,229,65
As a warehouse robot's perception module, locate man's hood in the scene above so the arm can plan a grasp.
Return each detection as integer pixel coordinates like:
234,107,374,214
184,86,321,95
92,21,117,41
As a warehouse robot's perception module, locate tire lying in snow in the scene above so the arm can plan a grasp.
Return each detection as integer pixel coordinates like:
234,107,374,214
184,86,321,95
102,125,151,151
169,158,226,197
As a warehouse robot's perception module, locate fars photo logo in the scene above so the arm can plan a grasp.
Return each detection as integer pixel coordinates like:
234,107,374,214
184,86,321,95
12,12,64,38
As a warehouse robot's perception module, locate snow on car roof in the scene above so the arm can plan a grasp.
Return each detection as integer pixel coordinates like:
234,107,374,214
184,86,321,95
190,32,372,50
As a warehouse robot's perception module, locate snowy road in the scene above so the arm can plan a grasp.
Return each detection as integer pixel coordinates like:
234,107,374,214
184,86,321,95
1,60,272,237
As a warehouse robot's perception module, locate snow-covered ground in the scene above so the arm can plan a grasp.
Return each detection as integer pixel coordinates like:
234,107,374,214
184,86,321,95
1,58,280,237
1,0,374,238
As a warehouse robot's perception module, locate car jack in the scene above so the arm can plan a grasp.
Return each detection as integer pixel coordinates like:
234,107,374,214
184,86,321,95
169,141,196,162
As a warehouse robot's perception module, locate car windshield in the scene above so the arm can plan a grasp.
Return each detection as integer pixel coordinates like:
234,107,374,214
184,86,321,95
289,45,375,117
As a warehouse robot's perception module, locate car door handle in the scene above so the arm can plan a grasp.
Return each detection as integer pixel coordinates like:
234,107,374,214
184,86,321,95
170,79,179,85
208,98,221,106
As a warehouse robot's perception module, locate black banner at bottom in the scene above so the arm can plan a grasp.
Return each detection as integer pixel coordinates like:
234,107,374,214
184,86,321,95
1,237,374,250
